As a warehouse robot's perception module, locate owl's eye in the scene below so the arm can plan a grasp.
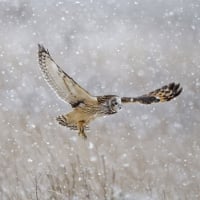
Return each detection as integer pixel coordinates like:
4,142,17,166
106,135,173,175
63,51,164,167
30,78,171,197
112,101,118,106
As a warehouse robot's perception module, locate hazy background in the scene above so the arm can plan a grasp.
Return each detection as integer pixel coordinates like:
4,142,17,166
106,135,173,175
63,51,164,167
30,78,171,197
0,0,200,199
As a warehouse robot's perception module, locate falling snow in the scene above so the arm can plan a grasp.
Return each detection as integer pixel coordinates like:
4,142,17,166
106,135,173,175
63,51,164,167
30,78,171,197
0,0,200,199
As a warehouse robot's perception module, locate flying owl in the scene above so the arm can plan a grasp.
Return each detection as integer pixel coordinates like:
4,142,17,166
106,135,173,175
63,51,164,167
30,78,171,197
38,44,182,139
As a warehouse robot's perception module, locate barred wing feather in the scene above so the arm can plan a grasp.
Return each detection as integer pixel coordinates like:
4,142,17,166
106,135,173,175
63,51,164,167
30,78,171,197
38,44,97,107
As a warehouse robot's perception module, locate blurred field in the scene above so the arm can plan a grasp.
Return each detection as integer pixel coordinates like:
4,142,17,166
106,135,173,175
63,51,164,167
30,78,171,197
0,0,200,199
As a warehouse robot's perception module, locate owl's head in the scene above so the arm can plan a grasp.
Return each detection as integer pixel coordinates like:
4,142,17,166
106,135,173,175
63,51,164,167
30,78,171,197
108,96,122,113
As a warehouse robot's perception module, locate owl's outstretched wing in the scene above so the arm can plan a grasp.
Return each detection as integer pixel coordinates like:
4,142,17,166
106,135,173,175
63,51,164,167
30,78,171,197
121,82,182,104
38,44,97,107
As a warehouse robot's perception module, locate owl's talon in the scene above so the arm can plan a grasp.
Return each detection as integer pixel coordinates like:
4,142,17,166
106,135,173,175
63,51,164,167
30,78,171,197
79,131,87,139
78,121,87,139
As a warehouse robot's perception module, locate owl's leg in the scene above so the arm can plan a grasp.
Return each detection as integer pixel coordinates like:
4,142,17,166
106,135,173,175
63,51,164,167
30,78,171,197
78,121,87,139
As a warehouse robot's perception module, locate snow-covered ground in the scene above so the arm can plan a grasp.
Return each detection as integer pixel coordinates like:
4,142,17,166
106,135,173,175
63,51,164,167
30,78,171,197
0,0,200,199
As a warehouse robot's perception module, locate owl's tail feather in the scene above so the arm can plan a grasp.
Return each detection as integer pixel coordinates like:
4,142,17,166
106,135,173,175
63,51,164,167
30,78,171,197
56,115,78,130
56,115,89,130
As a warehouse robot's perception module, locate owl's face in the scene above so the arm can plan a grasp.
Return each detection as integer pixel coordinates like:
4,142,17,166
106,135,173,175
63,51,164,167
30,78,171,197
108,96,122,113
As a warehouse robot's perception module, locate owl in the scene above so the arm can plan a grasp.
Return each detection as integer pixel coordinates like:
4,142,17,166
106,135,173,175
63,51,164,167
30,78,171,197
38,44,182,139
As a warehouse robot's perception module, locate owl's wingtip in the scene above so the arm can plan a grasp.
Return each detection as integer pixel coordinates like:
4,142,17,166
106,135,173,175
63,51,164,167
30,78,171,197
174,83,183,97
38,43,44,51
38,44,49,55
168,82,183,99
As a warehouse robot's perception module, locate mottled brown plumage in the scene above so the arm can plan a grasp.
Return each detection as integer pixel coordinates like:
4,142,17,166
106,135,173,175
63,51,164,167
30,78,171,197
38,44,182,139
121,83,182,104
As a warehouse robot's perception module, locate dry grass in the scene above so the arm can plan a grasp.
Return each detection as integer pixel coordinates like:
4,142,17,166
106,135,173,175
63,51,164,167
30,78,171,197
0,113,200,200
